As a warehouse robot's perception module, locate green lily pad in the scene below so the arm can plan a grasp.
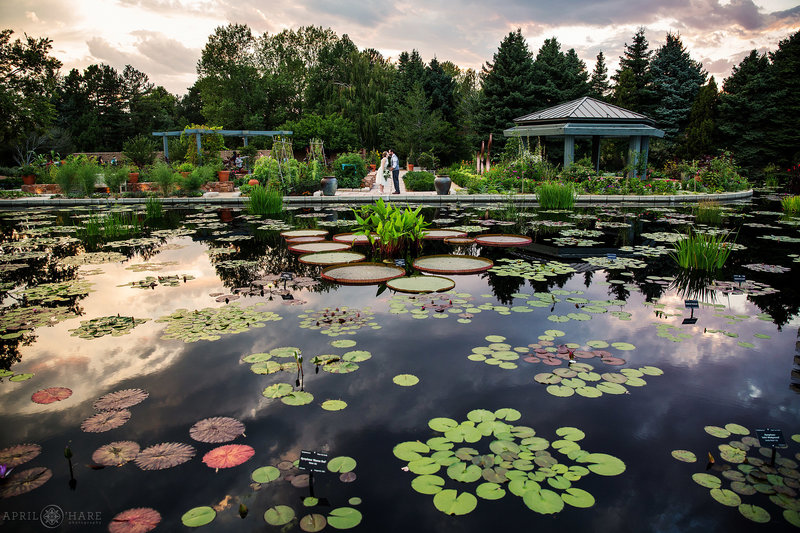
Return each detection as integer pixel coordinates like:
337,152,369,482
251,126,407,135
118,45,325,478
494,408,521,421
596,382,627,395
429,417,459,432
710,488,741,507
182,506,216,527
408,457,440,475
263,383,293,398
299,513,326,532
523,488,565,514
671,450,697,463
738,503,770,523
327,507,362,529
547,385,575,397
561,487,596,508
251,466,280,484
243,353,271,363
475,482,506,500
393,441,430,461
342,350,371,362
331,340,357,348
321,400,347,411
784,509,800,527
393,374,419,386
610,342,635,351
264,505,295,526
411,474,445,494
327,456,356,473
433,489,478,516
281,391,314,406
556,427,585,442
704,426,731,438
580,453,626,476
8,373,34,382
725,423,749,435
485,335,506,343
303,497,319,507
447,462,482,483
692,473,722,488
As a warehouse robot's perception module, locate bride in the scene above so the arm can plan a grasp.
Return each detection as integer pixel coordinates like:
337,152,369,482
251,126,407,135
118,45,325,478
376,151,389,193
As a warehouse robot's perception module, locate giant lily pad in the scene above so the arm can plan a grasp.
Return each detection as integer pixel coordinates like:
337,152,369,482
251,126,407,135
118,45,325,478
92,441,140,467
386,276,455,294
280,229,329,239
298,251,366,266
288,241,352,254
423,229,469,240
475,234,533,247
321,263,405,285
413,255,493,274
189,417,245,443
108,508,161,533
134,442,196,470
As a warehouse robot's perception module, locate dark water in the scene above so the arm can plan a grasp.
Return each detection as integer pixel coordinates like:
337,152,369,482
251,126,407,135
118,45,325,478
0,196,799,532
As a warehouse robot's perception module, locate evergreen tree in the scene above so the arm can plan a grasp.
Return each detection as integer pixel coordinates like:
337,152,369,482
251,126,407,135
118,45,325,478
529,38,590,108
476,29,536,151
649,33,706,141
590,51,610,99
717,50,779,172
612,68,638,110
388,81,450,162
612,28,654,113
682,77,718,159
424,57,456,124
768,30,800,166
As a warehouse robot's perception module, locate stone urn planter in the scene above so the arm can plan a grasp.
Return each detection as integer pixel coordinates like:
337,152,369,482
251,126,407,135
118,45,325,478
321,176,338,196
22,174,36,186
434,175,451,195
217,171,230,182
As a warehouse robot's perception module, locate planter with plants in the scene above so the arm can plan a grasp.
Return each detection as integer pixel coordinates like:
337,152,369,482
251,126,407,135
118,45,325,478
103,165,129,193
20,164,37,185
122,134,157,169
128,165,140,184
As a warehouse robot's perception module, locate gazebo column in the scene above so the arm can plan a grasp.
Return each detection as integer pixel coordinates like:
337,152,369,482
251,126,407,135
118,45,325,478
563,135,575,168
628,136,642,179
195,133,202,160
641,136,650,178
591,136,601,173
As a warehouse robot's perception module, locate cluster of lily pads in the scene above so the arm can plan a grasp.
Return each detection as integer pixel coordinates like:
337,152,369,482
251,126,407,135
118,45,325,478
156,303,282,342
298,307,379,337
118,274,196,289
0,443,51,498
59,251,127,267
81,388,149,433
69,315,150,339
22,279,94,303
671,423,800,527
489,258,577,280
393,408,625,516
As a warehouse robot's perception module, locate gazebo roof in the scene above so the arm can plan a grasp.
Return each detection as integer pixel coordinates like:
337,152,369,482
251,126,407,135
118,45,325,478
514,97,654,126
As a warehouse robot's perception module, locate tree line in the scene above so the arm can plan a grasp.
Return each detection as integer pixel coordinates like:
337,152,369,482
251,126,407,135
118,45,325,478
1,25,798,174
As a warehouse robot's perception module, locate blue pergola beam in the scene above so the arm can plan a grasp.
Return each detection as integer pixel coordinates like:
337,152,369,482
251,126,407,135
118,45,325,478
151,130,293,159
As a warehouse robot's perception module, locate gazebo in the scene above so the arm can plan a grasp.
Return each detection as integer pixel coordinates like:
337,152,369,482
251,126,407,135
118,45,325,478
152,129,292,161
503,97,664,178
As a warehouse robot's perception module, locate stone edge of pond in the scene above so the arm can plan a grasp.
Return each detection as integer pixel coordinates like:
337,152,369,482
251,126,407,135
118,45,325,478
0,189,753,207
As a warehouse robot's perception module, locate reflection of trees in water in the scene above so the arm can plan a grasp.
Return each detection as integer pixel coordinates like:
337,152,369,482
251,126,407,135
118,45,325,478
790,327,800,394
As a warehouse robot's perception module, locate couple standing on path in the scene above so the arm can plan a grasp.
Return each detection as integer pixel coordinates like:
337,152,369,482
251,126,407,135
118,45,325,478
377,150,401,194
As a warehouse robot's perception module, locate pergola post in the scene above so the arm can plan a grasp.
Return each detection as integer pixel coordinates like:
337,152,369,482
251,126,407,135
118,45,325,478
591,136,601,173
641,136,650,178
628,135,642,179
162,135,169,161
563,135,575,169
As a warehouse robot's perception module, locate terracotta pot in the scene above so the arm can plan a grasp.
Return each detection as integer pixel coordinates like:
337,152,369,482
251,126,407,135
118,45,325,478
180,172,190,178
370,164,376,171
248,178,259,186
128,172,139,184
407,164,414,171
22,174,36,185
217,171,230,182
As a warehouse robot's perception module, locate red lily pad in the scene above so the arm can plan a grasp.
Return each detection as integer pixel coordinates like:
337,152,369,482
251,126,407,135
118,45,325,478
189,417,245,443
202,444,255,470
93,389,149,411
108,507,161,533
135,443,196,470
81,409,132,433
0,466,52,498
92,441,140,467
31,387,72,404
0,444,41,467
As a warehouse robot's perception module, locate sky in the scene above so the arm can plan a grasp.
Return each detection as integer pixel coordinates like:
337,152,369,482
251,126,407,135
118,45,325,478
2,0,800,95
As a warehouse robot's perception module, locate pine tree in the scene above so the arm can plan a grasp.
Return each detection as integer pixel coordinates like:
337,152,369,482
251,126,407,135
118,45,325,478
768,30,800,166
612,28,654,114
682,77,718,159
590,52,610,99
475,29,536,151
529,38,589,108
649,33,706,141
424,57,456,124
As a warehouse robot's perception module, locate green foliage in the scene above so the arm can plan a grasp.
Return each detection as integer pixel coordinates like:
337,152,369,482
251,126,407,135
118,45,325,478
694,201,722,224
177,162,195,173
415,151,438,171
612,28,655,114
277,113,358,152
536,182,575,209
682,77,719,159
246,184,282,215
670,229,733,271
181,124,225,166
122,134,157,168
145,197,163,219
151,161,177,195
352,198,430,256
403,171,436,191
334,153,367,188
781,196,800,214
77,162,99,195
698,152,748,192
103,164,129,192
181,166,213,193
252,156,282,186
386,82,451,165
530,38,590,108
55,158,80,194
590,51,610,98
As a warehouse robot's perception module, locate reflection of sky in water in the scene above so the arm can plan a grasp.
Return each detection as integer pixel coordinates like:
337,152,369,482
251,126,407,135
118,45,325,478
1,207,800,532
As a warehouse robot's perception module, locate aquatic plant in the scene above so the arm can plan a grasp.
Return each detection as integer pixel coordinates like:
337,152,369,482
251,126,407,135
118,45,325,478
670,229,734,271
151,161,176,195
781,195,800,215
145,197,163,219
694,200,722,224
77,162,99,196
536,183,575,209
246,184,283,215
352,198,430,256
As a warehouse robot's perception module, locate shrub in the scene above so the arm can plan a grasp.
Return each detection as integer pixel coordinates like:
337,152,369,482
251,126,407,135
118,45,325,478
177,162,195,173
699,152,748,192
670,229,734,271
537,182,575,209
403,171,435,191
252,156,281,186
416,150,438,171
182,166,214,193
247,184,282,215
151,161,177,195
122,134,157,168
334,153,367,188
55,159,81,194
103,165,129,192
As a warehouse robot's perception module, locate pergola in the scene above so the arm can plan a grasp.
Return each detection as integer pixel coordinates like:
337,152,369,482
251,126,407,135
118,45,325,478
503,97,664,178
151,129,292,161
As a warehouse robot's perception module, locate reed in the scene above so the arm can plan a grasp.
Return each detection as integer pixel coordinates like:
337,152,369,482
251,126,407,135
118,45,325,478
670,229,733,271
536,182,575,209
145,197,163,219
246,184,283,215
694,200,722,225
781,196,800,215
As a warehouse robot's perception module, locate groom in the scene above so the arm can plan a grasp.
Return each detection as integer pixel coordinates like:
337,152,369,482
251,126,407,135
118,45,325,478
388,149,400,194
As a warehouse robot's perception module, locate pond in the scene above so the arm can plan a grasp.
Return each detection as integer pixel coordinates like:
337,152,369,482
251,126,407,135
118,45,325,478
0,194,799,532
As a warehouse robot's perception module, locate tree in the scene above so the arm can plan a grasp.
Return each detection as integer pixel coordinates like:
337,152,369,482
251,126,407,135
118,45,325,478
0,29,62,159
529,38,590,108
476,29,536,152
682,77,718,159
277,113,358,152
387,82,450,162
768,30,800,166
649,33,706,141
590,51,610,99
612,28,654,114
717,50,778,172
424,58,456,124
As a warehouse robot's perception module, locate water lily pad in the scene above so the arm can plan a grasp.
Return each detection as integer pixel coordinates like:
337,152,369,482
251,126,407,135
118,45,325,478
321,400,347,411
710,488,741,507
31,387,72,405
725,423,749,435
784,509,800,527
739,503,770,523
523,488,565,514
263,383,293,398
561,487,596,508
327,507,362,529
580,453,626,476
671,450,697,463
92,441,140,467
328,456,356,473
251,465,280,483
433,489,477,515
93,388,149,411
298,251,366,266
413,255,494,275
393,441,430,461
108,507,161,533
412,474,445,494
321,263,405,285
264,505,295,526
331,340,357,348
447,462,482,482
299,513,326,532
202,444,254,470
692,472,722,488
556,427,585,442
181,506,216,527
9,373,34,382
705,426,731,438
189,417,245,443
0,466,52,498
81,409,132,433
387,276,456,294
393,374,419,386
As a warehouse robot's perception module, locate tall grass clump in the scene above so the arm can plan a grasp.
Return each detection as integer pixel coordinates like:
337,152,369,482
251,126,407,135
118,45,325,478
670,229,734,271
145,197,163,219
781,196,800,215
536,182,575,209
694,200,722,225
151,161,177,195
103,165,129,192
77,162,99,195
55,159,81,195
246,184,282,215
